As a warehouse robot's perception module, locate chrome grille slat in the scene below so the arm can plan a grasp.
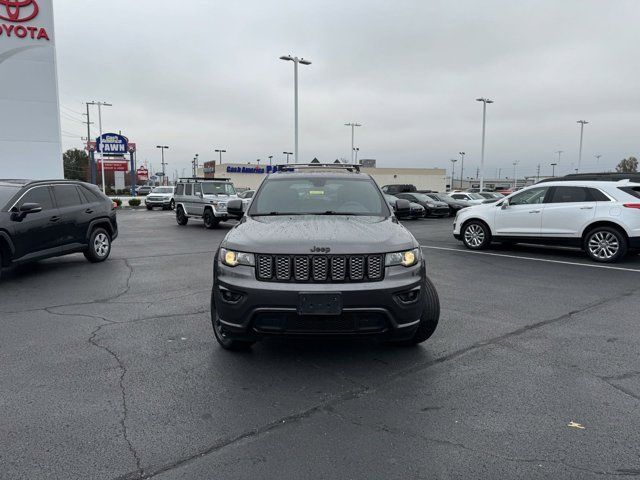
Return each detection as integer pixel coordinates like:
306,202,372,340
256,255,384,282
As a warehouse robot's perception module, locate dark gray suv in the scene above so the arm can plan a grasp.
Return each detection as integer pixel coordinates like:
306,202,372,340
210,164,440,350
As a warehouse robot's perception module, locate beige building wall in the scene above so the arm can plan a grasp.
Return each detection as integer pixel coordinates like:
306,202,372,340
216,164,447,192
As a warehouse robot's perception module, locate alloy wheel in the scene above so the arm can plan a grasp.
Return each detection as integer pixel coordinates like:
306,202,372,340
94,233,110,257
588,231,619,260
464,224,485,248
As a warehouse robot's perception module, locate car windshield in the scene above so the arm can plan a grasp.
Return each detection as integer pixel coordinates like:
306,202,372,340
250,176,389,216
468,193,484,200
202,182,236,195
427,194,442,201
0,185,20,208
410,193,431,202
152,187,173,193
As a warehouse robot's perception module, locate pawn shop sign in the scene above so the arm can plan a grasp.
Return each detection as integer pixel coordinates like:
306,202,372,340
96,133,129,154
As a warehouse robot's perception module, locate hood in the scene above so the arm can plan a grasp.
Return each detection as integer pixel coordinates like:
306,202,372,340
410,202,424,209
222,215,417,255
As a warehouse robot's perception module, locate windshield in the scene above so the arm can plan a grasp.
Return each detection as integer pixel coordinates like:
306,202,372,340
469,193,484,200
152,187,173,194
0,185,20,209
202,182,236,195
427,194,443,201
250,177,390,216
410,193,432,202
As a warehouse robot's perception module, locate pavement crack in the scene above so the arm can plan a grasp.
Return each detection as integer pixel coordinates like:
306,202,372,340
88,324,143,477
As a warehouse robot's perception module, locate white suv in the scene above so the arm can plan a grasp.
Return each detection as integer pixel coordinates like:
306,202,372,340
453,180,640,263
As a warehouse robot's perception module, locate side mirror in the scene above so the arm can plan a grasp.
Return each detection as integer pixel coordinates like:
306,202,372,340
501,199,510,210
395,199,411,215
20,203,42,215
227,199,244,218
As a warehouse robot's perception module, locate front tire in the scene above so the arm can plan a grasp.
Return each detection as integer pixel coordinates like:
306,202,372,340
211,291,255,351
584,227,628,263
84,228,111,263
203,210,219,229
393,277,440,346
176,206,188,225
169,199,175,210
462,220,492,250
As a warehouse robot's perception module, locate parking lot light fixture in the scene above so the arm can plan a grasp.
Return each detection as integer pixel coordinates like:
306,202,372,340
450,158,457,190
345,122,362,162
577,120,589,173
458,152,466,189
215,149,226,166
512,161,519,189
476,98,493,191
280,54,312,163
283,151,293,164
550,162,558,177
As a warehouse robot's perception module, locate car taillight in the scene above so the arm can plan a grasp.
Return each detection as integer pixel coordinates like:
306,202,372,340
623,203,640,209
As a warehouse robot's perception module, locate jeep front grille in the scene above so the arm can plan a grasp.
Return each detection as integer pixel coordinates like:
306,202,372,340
256,255,384,283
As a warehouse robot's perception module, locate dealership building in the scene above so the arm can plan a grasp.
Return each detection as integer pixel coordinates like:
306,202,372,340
211,163,447,192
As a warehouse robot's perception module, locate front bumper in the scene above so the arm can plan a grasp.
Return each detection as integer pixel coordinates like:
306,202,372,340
213,259,427,341
426,207,450,217
145,198,172,206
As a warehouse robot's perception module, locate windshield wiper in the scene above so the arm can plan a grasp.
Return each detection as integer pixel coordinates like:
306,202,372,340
252,212,304,216
320,211,363,215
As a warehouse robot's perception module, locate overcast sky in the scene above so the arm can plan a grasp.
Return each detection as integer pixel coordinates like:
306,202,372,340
56,0,639,180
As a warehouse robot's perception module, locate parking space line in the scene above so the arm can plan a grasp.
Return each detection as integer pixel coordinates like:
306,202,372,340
420,245,640,273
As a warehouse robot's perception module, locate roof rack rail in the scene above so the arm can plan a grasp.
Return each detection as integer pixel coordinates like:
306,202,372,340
177,177,230,182
274,163,361,173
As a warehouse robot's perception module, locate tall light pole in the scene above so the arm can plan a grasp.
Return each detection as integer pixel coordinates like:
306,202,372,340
512,161,519,190
156,146,169,185
283,151,293,164
450,159,457,190
555,150,563,165
577,120,588,173
345,122,362,162
550,162,558,177
458,151,466,189
192,154,199,177
476,97,493,191
353,147,360,163
215,149,226,167
87,101,112,192
280,55,312,164
268,155,273,166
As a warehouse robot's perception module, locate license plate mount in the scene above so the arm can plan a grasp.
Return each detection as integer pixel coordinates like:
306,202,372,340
297,293,342,316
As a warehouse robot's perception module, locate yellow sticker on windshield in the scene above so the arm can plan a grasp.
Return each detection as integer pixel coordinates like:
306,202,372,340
309,190,325,195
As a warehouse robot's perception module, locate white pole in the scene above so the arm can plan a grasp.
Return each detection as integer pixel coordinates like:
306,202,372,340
480,102,486,191
98,104,105,193
294,58,299,164
578,122,585,173
351,125,355,163
513,162,518,189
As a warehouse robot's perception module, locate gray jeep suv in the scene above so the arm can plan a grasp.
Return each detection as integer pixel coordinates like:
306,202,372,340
174,178,239,228
210,164,440,350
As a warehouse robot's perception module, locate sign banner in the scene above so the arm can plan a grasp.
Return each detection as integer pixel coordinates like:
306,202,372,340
136,166,149,181
114,171,125,190
97,133,128,154
97,160,128,172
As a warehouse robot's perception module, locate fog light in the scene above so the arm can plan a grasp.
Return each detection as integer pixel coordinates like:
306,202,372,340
396,289,420,304
220,289,243,303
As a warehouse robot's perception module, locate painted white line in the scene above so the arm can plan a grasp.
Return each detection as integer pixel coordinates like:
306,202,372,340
420,245,640,273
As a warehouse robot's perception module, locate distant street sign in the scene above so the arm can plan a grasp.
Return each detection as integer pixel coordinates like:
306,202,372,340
156,172,165,177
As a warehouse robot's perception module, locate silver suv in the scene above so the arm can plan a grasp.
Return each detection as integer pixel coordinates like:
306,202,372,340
174,178,239,229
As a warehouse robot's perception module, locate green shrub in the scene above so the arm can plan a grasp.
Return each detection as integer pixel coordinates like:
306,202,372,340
113,198,123,207
128,198,141,207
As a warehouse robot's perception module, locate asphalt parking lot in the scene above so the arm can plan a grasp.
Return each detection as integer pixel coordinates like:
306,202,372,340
1,209,639,480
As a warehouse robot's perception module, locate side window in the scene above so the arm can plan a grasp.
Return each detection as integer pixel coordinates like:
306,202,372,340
587,188,610,202
175,184,184,195
509,187,548,206
185,184,192,196
53,185,83,208
18,186,54,211
80,186,101,203
451,194,462,200
549,186,593,203
193,184,202,196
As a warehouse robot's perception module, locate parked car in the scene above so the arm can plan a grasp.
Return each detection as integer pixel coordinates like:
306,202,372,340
381,184,419,195
424,193,471,216
174,178,240,229
384,194,425,219
0,179,118,280
449,192,486,205
135,185,153,196
145,186,175,210
238,190,255,199
210,163,440,350
453,180,640,263
395,193,449,217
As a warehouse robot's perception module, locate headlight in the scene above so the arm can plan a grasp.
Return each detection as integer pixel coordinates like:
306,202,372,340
220,248,255,267
426,203,436,208
385,248,420,267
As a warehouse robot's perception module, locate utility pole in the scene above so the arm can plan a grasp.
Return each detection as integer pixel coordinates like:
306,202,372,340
536,163,541,182
577,120,588,173
87,101,112,193
345,122,362,163
458,152,465,189
83,103,95,184
280,55,312,163
156,146,169,186
283,151,293,164
497,168,502,179
476,97,494,191
450,159,457,190
476,167,480,179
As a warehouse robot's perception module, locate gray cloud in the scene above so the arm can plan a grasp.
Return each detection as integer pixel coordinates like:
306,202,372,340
57,0,640,179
